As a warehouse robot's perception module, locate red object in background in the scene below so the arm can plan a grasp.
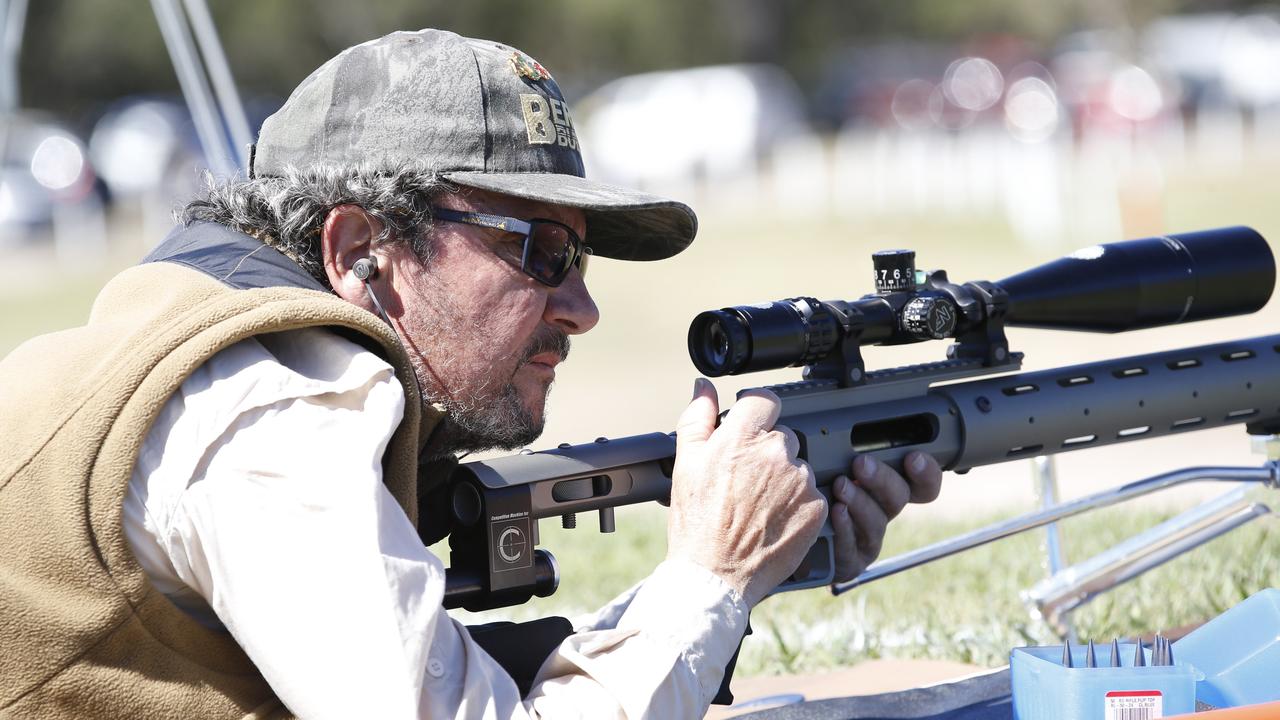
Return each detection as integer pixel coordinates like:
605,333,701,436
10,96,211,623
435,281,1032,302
1167,701,1280,719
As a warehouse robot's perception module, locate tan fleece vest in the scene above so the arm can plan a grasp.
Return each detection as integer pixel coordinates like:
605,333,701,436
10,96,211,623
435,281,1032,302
0,262,437,718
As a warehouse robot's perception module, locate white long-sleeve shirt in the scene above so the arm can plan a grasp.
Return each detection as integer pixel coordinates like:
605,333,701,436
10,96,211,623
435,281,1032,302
122,327,748,719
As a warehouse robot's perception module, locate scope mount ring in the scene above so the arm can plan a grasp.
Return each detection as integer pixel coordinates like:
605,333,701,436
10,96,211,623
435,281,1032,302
802,304,868,388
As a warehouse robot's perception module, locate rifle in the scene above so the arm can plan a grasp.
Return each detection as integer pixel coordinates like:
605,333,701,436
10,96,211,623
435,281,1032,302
442,226,1279,613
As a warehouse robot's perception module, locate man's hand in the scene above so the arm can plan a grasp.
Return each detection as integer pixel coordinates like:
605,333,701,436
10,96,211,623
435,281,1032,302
829,451,942,582
666,379,826,608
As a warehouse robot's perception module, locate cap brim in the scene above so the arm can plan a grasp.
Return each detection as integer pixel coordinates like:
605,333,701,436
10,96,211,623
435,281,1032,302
442,171,696,261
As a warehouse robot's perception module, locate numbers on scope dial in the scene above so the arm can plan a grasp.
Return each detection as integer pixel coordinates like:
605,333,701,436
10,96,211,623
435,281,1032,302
875,267,912,290
872,248,916,292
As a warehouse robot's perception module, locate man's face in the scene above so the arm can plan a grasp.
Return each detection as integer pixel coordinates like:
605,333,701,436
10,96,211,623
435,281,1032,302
382,188,599,454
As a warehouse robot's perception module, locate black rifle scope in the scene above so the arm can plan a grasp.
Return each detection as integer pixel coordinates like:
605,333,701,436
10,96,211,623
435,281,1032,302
689,227,1275,377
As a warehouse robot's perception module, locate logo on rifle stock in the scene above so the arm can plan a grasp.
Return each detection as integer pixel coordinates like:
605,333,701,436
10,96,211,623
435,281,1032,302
489,511,533,572
497,526,527,563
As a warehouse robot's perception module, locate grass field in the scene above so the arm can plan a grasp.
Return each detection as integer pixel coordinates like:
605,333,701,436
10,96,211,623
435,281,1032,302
5,150,1280,679
440,503,1280,676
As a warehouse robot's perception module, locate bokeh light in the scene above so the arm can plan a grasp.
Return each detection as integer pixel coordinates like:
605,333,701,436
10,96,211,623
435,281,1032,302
29,135,84,192
1108,65,1163,122
90,101,182,196
1005,77,1060,142
943,57,1004,111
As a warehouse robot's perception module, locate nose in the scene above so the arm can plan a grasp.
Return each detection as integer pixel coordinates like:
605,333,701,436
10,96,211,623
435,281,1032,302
544,267,600,335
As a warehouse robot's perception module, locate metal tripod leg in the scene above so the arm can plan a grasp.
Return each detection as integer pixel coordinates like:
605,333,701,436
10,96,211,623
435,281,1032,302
1033,455,1075,642
833,463,1279,595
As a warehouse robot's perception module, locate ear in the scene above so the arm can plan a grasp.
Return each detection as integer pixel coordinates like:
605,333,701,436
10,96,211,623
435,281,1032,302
322,205,384,308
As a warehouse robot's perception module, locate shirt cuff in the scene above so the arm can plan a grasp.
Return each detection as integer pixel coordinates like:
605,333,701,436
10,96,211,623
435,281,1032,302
615,558,750,705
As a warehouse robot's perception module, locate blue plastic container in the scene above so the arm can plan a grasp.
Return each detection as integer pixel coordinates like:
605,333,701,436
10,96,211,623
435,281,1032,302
1173,588,1280,710
1011,643,1198,719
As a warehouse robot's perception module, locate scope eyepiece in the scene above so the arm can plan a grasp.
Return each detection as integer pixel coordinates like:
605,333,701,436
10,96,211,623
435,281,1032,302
688,298,843,377
688,309,751,376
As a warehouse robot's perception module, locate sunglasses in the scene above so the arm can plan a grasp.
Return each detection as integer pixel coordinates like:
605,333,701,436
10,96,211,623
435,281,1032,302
430,207,590,287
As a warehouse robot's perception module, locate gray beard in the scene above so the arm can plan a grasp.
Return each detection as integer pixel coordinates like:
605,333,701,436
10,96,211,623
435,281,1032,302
416,327,571,458
432,380,545,456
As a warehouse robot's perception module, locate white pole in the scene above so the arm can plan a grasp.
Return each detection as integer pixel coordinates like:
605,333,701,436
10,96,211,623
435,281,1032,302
0,0,27,113
150,0,237,177
181,0,253,167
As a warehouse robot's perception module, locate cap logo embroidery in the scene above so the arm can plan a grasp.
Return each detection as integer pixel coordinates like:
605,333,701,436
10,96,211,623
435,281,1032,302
510,51,551,82
520,93,578,149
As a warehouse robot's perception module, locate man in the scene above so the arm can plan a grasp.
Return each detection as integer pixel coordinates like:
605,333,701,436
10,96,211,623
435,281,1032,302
0,29,941,719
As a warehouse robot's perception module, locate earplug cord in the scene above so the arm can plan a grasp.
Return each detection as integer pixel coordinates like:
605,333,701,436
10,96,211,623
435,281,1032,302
362,279,394,327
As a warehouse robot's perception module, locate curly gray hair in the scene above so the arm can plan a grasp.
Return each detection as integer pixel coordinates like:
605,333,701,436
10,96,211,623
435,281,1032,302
180,163,456,288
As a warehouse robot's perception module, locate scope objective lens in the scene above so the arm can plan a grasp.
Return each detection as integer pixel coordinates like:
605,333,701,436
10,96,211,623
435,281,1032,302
1000,226,1274,332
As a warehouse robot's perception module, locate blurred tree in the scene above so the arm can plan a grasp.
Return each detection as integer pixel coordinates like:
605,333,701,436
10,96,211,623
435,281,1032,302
20,0,175,126
12,0,1269,129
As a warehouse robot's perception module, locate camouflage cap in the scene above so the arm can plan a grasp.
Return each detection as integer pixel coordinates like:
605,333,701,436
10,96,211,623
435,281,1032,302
252,29,696,261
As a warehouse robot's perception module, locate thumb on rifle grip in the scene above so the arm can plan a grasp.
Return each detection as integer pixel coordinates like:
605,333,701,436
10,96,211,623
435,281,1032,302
675,378,719,450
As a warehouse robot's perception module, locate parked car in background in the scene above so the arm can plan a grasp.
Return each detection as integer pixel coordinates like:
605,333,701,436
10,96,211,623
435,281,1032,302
574,64,810,191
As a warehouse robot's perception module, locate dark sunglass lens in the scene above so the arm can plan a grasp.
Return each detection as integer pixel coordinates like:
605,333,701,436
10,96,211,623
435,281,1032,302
528,222,576,283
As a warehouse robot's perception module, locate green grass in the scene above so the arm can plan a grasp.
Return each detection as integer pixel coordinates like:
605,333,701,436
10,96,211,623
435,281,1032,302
438,504,1280,676
0,270,118,357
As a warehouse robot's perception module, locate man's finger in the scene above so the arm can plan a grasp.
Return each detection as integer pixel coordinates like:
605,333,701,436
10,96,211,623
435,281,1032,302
675,378,719,454
904,451,943,503
851,455,911,520
720,388,782,436
845,482,889,565
830,477,861,582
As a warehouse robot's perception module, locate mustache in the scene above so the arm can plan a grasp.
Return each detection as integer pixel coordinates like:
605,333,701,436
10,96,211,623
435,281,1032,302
518,327,571,366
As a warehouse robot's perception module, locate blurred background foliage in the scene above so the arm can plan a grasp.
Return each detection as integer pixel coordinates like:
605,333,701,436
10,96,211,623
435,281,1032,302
17,0,1260,126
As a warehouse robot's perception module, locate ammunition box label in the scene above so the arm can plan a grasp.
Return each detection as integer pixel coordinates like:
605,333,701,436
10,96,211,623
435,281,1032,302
1104,690,1162,719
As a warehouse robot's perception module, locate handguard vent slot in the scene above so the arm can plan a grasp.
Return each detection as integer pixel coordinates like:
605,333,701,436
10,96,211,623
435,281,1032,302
1002,383,1039,396
1222,350,1256,362
850,414,939,453
1007,444,1043,457
1226,408,1258,420
551,476,613,503
1058,375,1093,387
1118,425,1151,438
1168,358,1201,370
1113,367,1147,378
1172,417,1205,430
1062,434,1097,447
